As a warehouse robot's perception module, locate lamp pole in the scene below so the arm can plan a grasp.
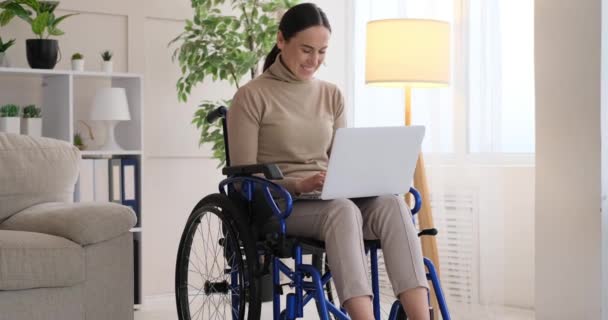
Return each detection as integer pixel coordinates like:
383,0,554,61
404,86,439,275
405,86,441,319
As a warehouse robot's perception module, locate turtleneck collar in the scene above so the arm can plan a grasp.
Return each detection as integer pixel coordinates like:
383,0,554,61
266,53,312,84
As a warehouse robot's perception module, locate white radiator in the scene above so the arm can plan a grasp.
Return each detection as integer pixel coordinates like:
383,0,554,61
430,190,480,305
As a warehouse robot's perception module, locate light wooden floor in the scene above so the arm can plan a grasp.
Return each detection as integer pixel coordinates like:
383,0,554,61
134,295,535,320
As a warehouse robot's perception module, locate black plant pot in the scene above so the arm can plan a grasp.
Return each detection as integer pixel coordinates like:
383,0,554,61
26,39,60,69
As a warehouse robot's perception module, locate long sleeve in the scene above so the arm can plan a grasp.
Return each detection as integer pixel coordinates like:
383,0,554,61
327,88,346,157
333,89,346,131
227,87,300,194
227,87,259,167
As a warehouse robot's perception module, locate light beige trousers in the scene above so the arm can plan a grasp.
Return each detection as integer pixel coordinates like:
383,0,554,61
284,194,428,303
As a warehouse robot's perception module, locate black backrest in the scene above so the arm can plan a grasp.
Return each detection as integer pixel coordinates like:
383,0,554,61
206,106,230,166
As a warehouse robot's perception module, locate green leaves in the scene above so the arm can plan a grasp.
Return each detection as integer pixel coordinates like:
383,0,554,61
0,1,31,26
192,100,231,167
22,104,41,118
0,104,20,117
171,0,298,165
0,9,15,26
0,36,15,52
0,0,77,38
101,50,113,61
31,11,48,36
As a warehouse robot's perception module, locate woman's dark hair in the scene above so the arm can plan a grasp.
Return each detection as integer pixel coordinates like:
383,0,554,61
263,3,331,71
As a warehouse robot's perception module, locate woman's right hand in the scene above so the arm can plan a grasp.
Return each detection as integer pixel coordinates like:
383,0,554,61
295,171,326,194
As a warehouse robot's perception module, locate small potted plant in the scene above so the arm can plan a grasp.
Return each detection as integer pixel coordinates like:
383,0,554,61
0,37,15,67
21,104,42,137
0,104,21,133
71,52,84,71
73,132,86,150
101,50,113,73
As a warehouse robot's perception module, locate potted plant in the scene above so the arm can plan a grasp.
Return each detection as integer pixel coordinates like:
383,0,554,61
73,132,86,150
71,52,84,71
171,0,298,166
21,104,42,137
0,0,77,69
101,50,112,72
0,36,15,67
0,103,20,133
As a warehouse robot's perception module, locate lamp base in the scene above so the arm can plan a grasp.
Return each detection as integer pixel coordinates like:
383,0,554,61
99,120,124,151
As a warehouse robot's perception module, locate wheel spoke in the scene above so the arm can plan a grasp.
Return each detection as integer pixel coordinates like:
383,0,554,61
177,201,258,320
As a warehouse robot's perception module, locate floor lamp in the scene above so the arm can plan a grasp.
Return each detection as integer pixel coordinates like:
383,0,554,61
365,18,451,310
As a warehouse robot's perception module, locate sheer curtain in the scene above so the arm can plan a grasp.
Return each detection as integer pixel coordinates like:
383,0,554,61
352,0,535,319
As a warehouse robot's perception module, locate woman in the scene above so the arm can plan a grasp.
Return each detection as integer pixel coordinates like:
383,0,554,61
227,3,430,320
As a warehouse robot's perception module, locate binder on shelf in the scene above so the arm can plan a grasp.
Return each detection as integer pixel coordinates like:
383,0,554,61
108,156,141,227
77,159,95,202
93,159,110,202
109,158,122,203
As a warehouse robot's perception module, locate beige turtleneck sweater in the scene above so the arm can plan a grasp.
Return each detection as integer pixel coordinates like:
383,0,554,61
227,55,345,194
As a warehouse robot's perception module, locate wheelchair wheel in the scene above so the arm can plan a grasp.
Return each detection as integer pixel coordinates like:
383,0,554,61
175,194,261,320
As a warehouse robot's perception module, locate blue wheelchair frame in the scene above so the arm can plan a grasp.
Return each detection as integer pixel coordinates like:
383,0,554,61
218,175,451,320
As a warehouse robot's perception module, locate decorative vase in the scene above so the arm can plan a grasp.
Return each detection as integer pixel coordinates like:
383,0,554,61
26,39,59,69
71,59,84,71
21,118,42,137
102,60,113,73
0,117,20,134
0,52,9,67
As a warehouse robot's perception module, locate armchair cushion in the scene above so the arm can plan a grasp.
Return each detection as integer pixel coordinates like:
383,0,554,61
0,133,80,223
0,202,137,246
0,230,84,290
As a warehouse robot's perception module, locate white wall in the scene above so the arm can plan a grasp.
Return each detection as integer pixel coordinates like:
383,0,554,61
536,0,604,318
427,164,535,309
603,0,608,315
0,0,348,298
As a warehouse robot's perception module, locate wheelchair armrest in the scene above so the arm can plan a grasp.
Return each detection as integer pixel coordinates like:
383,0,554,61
222,164,284,180
219,176,293,235
408,187,422,215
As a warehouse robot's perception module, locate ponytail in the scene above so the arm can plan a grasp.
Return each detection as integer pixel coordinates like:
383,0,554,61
263,3,331,73
263,45,281,72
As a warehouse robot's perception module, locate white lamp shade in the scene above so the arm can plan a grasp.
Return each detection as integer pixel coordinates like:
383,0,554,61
366,19,451,87
90,87,131,121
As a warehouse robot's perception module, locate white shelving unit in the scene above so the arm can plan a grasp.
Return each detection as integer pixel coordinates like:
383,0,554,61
0,67,143,305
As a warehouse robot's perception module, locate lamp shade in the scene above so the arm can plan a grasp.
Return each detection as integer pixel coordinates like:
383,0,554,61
90,87,131,121
366,19,451,87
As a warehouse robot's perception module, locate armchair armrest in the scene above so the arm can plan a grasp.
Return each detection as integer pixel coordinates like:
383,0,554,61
0,202,137,246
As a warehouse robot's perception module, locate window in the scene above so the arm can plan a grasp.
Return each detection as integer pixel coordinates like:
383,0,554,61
352,0,535,155
467,0,535,153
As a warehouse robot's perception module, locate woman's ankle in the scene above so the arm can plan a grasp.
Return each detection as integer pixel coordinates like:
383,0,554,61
343,295,374,320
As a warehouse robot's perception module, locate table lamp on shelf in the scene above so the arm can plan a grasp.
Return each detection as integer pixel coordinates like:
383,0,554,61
90,87,130,151
365,18,451,274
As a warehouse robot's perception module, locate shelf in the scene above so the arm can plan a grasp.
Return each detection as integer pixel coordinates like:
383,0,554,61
0,66,68,76
0,67,142,79
72,71,142,79
80,150,142,157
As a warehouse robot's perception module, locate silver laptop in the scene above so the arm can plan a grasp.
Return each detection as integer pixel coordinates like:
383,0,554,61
295,126,425,200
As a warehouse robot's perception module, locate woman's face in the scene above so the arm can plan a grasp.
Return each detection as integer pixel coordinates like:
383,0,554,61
277,25,330,80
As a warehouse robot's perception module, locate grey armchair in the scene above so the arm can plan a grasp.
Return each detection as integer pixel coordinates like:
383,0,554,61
0,133,136,320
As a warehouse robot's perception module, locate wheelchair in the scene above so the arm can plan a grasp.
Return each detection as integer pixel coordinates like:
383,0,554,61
175,107,451,320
